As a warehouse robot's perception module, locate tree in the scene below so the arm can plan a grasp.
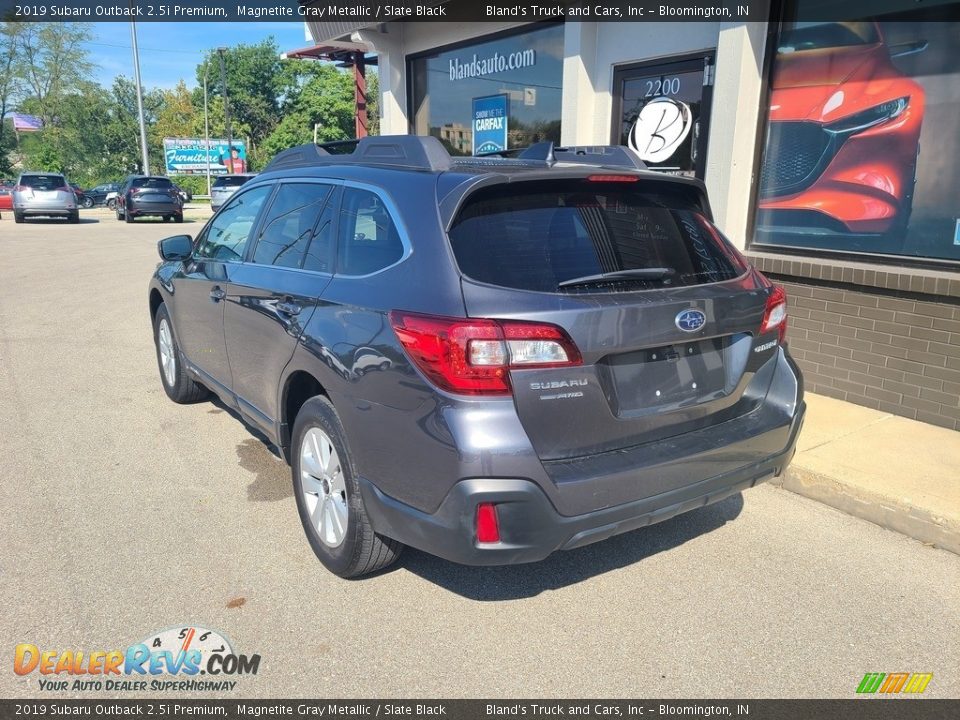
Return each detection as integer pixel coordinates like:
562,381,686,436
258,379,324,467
0,23,26,175
194,40,283,149
17,23,93,125
260,65,358,159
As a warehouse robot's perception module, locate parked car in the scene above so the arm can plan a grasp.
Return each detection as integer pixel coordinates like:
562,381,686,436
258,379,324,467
116,175,183,223
148,136,804,578
173,184,193,204
83,182,119,208
210,173,256,211
0,183,13,211
757,21,926,242
12,171,79,223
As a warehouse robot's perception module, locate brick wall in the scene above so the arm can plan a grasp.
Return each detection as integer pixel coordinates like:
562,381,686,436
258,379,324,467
772,278,960,430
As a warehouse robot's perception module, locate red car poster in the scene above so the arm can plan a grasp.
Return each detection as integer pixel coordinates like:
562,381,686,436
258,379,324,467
755,6,960,261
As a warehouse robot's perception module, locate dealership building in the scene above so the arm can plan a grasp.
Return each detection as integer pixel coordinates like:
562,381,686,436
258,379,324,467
296,0,960,430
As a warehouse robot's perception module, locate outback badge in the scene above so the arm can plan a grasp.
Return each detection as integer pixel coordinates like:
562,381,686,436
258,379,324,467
675,309,706,333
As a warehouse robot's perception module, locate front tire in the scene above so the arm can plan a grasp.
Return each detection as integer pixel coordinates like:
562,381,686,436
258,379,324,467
153,303,208,404
292,396,403,578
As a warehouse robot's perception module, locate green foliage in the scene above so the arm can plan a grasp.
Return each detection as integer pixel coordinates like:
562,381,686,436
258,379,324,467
4,27,372,183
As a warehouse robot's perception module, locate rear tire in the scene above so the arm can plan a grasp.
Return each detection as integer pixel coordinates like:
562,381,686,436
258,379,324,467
125,211,134,223
14,212,24,224
153,303,208,404
174,213,183,223
292,396,403,578
68,212,79,224
82,197,94,209
107,198,116,211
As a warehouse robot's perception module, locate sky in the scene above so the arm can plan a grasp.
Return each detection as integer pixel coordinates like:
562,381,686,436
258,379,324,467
85,22,312,91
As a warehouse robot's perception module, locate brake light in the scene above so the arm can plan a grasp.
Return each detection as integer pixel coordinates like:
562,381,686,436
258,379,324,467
12,185,26,192
55,186,72,193
587,174,638,182
389,311,582,395
476,503,500,544
760,286,788,343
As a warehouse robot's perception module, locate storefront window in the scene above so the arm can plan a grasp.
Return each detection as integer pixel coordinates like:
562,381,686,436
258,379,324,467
752,3,960,262
408,24,564,156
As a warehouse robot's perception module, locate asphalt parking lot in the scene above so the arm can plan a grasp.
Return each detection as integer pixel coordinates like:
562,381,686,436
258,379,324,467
1,209,958,699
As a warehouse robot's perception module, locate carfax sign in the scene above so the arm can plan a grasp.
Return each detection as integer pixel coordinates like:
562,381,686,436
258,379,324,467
472,94,509,155
163,138,247,175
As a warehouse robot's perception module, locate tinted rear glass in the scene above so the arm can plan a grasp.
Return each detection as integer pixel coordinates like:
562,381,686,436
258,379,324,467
213,176,251,188
448,180,748,293
21,175,66,190
132,177,172,189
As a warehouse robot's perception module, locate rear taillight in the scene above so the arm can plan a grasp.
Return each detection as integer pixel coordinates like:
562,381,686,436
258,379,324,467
13,185,27,192
389,311,582,395
55,186,72,193
760,286,788,343
475,503,500,544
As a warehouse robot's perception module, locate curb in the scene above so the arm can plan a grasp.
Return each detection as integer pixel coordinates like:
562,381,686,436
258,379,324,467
771,466,960,556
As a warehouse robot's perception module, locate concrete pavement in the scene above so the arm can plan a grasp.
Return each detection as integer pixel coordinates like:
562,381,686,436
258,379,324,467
774,393,960,555
0,214,958,698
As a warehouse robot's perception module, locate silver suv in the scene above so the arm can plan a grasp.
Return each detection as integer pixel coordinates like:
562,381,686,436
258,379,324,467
12,172,79,223
210,173,256,211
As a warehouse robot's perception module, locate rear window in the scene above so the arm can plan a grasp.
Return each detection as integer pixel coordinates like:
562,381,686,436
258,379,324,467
448,180,748,293
132,177,173,189
20,175,66,190
213,176,252,189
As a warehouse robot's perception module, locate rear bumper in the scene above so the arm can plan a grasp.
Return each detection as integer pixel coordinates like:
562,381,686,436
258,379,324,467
360,401,805,566
128,203,180,216
16,205,74,216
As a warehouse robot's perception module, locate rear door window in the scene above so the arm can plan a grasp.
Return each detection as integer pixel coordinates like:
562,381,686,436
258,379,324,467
21,175,66,190
251,183,333,269
448,179,747,293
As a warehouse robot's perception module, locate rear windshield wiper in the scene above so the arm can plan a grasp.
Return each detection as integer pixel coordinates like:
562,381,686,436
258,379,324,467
557,268,676,289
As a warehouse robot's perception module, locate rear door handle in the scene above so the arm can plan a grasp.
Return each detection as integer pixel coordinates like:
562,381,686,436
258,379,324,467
277,300,301,316
209,286,225,302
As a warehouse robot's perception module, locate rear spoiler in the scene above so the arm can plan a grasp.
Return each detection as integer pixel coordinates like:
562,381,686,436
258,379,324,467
437,169,713,231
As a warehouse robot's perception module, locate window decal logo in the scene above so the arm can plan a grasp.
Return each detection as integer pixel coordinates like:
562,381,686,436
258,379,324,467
629,97,693,163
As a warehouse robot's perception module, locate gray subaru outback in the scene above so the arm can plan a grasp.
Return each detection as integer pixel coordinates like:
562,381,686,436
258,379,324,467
148,136,804,578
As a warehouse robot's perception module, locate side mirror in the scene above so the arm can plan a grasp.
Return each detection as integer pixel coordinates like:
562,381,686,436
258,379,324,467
158,234,193,262
889,40,928,58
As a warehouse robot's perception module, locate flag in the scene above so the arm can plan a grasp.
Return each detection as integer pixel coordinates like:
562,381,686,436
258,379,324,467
11,113,43,132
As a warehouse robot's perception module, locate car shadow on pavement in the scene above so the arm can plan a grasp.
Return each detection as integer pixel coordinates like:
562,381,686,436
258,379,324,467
14,217,100,224
400,495,744,600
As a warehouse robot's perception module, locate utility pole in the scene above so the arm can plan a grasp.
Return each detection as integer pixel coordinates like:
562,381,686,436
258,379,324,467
203,57,211,196
130,19,150,173
217,47,233,173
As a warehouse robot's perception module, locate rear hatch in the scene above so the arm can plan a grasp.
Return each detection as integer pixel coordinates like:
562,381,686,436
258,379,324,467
131,177,176,206
447,176,783,462
17,174,69,204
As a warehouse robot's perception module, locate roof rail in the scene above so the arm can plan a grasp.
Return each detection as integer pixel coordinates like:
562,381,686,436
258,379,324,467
517,142,647,170
263,135,453,173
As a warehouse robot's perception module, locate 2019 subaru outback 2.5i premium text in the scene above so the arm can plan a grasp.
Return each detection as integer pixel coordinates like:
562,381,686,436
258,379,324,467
148,136,804,578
